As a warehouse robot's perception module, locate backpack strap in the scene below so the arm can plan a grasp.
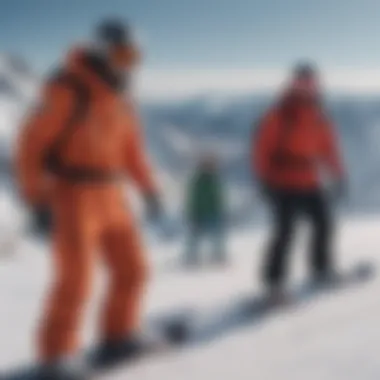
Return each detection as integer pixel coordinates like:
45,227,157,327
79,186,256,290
270,108,312,169
44,70,90,174
274,107,295,158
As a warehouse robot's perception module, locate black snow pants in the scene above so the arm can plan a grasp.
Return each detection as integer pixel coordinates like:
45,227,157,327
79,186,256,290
263,188,334,287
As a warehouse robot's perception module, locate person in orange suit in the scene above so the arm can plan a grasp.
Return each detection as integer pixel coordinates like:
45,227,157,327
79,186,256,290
16,19,161,376
252,63,346,300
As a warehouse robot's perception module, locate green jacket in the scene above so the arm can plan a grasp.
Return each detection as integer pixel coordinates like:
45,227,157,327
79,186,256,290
186,170,224,224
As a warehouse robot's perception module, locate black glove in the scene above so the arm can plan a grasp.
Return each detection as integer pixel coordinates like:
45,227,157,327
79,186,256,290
144,193,162,222
258,182,274,201
330,178,348,202
30,205,53,236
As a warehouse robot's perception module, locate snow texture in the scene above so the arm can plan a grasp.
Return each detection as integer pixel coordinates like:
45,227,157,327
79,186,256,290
0,217,380,379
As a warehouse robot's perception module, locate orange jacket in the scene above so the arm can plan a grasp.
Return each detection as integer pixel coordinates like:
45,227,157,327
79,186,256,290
16,49,156,204
253,102,344,190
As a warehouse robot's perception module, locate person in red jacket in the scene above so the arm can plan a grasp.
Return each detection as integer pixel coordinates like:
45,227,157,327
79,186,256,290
16,19,161,377
252,63,346,299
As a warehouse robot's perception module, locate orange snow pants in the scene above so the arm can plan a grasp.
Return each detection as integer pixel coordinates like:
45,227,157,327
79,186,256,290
37,182,148,361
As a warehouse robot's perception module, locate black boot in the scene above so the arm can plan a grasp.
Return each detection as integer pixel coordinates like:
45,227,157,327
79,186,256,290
312,268,340,287
37,364,87,380
89,337,146,370
5,360,87,380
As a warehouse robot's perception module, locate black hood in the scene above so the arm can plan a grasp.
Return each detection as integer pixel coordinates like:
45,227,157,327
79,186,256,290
82,52,128,93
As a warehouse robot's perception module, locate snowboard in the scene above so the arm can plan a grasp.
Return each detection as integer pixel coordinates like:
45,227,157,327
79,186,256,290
2,338,174,380
2,261,376,379
157,260,377,346
2,319,184,380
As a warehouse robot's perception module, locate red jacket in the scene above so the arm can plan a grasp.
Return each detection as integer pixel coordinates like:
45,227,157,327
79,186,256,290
252,101,344,190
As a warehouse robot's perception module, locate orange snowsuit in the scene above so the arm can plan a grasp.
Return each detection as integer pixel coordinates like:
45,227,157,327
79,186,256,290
16,50,156,361
253,98,343,190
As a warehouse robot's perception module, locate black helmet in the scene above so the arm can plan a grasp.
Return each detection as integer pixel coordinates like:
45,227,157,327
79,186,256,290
293,61,318,79
96,18,131,47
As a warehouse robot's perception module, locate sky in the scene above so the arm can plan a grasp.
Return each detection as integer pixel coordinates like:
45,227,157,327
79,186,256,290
1,0,380,97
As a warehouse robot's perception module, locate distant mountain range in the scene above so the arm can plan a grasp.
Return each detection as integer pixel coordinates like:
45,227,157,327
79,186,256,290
142,93,380,214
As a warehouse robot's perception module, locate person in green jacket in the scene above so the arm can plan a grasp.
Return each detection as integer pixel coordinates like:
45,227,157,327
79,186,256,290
185,154,227,266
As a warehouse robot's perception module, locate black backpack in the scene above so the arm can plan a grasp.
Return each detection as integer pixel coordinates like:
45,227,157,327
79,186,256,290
44,70,90,176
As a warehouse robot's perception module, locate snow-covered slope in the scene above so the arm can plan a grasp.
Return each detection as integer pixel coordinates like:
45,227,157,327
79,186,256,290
0,217,379,379
0,55,37,100
0,55,38,168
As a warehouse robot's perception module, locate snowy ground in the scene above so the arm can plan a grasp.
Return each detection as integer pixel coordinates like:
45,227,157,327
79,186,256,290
1,216,380,379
